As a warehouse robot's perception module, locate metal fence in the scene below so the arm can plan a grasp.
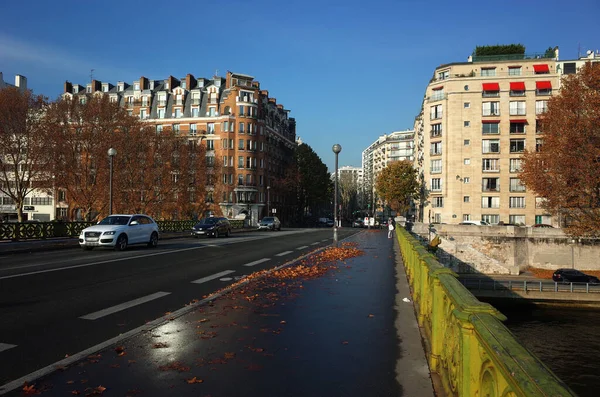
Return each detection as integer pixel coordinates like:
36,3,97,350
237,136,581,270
461,278,600,294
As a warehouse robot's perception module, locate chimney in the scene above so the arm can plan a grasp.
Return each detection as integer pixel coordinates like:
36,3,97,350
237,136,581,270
64,81,73,93
15,75,27,91
186,74,195,90
167,75,177,90
91,79,101,92
140,76,148,90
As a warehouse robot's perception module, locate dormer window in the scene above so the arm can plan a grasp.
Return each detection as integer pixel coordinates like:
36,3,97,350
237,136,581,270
134,82,140,90
102,84,109,92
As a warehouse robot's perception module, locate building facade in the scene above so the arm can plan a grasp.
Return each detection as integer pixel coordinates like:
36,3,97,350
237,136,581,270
62,71,296,225
413,48,600,225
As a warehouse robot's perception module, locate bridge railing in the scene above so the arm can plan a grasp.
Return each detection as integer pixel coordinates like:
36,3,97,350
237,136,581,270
396,227,575,396
0,219,247,241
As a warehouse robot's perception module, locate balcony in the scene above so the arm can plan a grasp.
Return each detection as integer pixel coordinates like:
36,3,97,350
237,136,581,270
471,52,554,62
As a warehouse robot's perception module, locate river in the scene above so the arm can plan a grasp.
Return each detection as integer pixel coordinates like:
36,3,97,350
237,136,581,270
487,299,600,396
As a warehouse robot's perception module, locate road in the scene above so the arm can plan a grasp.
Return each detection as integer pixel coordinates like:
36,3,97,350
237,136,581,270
0,228,359,385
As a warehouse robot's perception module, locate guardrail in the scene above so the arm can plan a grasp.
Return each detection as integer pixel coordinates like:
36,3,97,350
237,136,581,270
461,279,600,294
0,219,247,241
396,227,575,396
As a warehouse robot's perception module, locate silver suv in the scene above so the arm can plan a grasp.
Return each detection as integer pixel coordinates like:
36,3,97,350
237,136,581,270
258,216,281,231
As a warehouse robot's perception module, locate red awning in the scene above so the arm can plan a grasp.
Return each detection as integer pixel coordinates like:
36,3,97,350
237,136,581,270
431,85,443,90
510,82,526,91
536,81,552,90
533,64,550,73
510,119,528,124
482,120,500,124
482,83,500,91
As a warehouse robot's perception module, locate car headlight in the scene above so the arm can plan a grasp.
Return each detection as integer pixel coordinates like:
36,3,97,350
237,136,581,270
103,231,116,236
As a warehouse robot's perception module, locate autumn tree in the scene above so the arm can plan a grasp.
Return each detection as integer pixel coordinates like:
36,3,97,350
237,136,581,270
375,160,419,216
520,62,600,236
0,87,53,222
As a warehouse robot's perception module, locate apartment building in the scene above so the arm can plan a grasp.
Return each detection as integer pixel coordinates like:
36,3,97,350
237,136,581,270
62,71,296,225
362,129,414,213
337,166,364,207
413,48,600,225
0,72,57,222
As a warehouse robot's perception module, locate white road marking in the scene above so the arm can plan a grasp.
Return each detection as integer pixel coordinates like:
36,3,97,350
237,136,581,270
296,245,309,250
191,270,235,284
321,239,329,242
243,258,270,267
0,343,17,353
0,246,208,281
219,277,233,281
276,251,293,257
79,291,171,321
310,242,320,245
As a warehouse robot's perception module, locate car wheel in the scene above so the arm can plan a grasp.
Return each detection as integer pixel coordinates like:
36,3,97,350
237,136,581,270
225,229,230,237
278,225,281,231
114,234,128,251
82,246,94,251
147,232,158,248
214,230,219,238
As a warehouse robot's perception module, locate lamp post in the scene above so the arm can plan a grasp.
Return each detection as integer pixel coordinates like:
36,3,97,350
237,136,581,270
108,148,117,215
267,186,270,216
332,144,342,246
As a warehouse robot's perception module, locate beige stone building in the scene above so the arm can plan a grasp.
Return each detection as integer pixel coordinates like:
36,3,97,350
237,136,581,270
62,71,296,224
414,48,600,226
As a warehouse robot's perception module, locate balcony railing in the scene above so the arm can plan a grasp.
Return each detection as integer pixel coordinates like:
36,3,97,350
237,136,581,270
472,52,555,62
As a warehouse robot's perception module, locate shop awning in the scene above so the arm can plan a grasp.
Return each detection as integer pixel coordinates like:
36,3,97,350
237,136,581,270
536,81,552,90
431,85,443,90
510,119,528,124
482,83,500,91
510,82,526,91
533,64,550,73
482,120,500,124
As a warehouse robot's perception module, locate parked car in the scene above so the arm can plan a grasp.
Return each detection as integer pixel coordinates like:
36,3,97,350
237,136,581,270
459,220,490,226
317,218,334,227
533,223,555,228
552,269,600,284
191,217,231,238
79,214,159,251
258,216,281,231
352,219,364,228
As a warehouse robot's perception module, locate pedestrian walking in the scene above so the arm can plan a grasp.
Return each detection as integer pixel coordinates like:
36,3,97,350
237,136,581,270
387,217,395,238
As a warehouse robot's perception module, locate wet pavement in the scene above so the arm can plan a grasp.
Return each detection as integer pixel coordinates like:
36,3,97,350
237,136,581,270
1,229,434,397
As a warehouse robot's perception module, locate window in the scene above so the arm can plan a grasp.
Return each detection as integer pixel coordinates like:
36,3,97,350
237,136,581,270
431,178,441,191
156,125,163,133
510,122,526,134
536,138,543,152
223,156,228,166
433,213,442,223
510,178,526,192
464,121,470,127
31,197,52,205
206,140,214,150
238,139,244,150
536,81,552,96
246,157,252,168
535,100,548,115
430,104,443,120
134,82,140,90
463,177,470,184
430,87,444,101
432,197,443,208
206,156,214,167
239,122,245,133
430,141,442,155
464,158,470,165
509,215,526,225
509,197,526,208
510,139,525,153
482,122,500,135
238,156,244,168
238,175,244,185
482,83,500,97
509,82,525,96
481,67,496,77
209,107,216,117
191,108,199,117
158,109,165,119
508,66,521,76
431,124,442,137
482,178,500,192
222,121,229,132
464,196,470,203
463,214,471,221
174,108,181,118
207,123,215,134
431,159,442,174
563,62,577,75
464,102,470,108
464,139,470,146
437,70,449,80
509,101,526,116
482,158,500,172
533,64,550,74
482,102,500,116
238,105,245,116
139,109,146,120
482,214,499,224
481,196,500,208
190,124,197,136
173,124,180,133
536,120,543,134
509,158,522,172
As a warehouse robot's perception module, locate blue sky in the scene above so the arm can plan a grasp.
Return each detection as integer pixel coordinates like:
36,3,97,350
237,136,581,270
1,0,598,171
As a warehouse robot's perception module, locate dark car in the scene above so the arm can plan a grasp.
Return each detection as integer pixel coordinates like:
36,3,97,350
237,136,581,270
552,269,600,284
317,218,334,227
258,216,281,231
352,219,363,228
191,217,231,238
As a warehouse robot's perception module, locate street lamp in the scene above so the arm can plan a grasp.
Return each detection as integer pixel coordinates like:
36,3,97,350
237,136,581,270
108,148,117,215
267,186,271,216
332,144,342,246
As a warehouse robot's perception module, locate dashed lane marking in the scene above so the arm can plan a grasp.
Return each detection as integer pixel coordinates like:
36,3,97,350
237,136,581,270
296,246,309,250
191,270,236,284
275,251,293,257
79,291,171,320
0,343,17,353
310,242,320,245
243,258,270,267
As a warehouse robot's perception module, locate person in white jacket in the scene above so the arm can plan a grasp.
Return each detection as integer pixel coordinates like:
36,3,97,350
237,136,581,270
387,218,395,238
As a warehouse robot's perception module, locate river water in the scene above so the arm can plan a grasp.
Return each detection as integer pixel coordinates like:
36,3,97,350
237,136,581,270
487,300,600,396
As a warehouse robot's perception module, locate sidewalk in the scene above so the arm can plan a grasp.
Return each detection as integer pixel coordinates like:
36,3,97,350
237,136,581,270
1,230,434,397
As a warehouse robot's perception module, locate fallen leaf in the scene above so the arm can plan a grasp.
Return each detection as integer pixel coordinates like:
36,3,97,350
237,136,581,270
153,342,169,349
224,352,236,359
22,384,37,394
67,380,75,384
342,341,349,345
71,390,80,395
186,377,204,384
280,320,287,324
368,314,375,318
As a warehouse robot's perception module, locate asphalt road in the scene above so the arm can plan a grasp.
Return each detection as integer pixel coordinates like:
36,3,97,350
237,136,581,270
0,228,359,385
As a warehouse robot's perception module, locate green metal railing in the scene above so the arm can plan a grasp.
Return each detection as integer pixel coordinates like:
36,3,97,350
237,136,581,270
0,219,247,241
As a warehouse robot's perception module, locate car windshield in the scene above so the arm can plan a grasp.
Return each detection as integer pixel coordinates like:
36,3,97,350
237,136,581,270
197,218,218,225
98,216,131,226
262,217,274,222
